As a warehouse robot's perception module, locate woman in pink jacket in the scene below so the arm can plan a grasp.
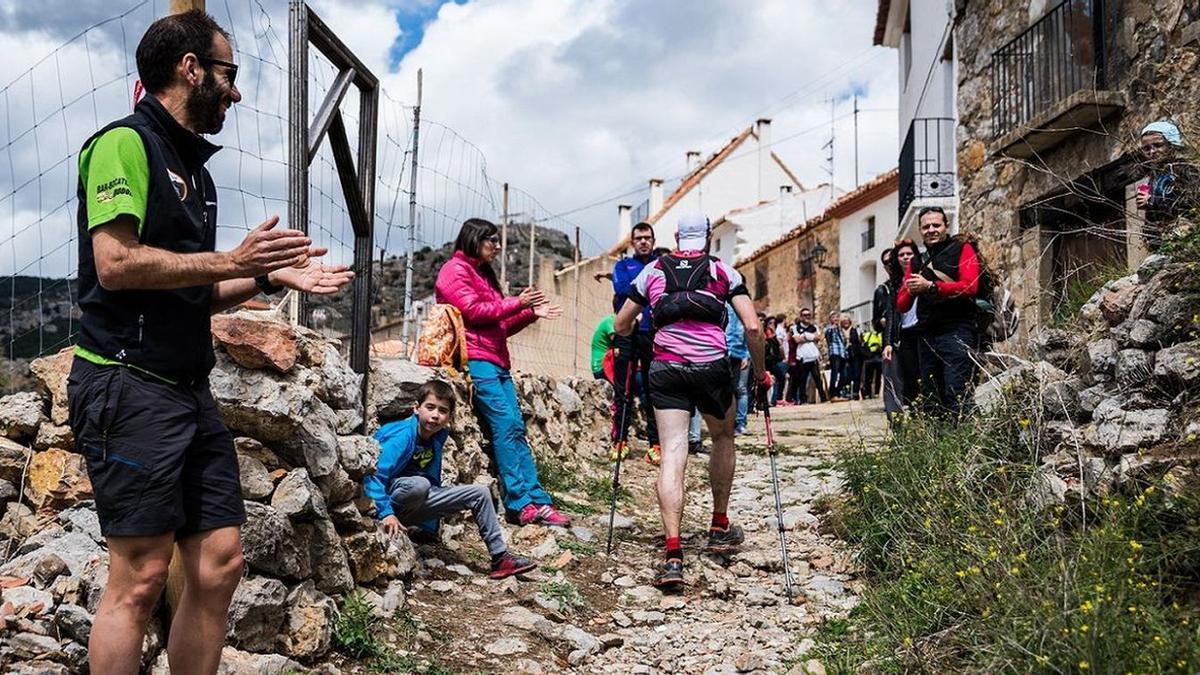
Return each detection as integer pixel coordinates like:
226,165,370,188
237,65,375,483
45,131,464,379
435,218,570,527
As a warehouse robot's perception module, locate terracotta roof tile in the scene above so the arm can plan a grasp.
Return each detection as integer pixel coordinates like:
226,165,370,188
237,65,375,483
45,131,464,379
874,0,892,45
825,168,899,218
737,213,835,267
608,126,805,255
736,168,898,266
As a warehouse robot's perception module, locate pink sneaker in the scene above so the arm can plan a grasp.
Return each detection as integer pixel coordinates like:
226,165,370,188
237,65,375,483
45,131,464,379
519,503,571,527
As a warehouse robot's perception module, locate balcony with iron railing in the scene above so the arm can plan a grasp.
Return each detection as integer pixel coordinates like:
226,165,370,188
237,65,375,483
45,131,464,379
990,0,1124,158
899,117,955,221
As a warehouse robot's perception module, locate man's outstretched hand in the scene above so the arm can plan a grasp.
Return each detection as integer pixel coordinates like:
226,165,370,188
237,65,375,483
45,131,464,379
270,246,355,295
230,216,312,277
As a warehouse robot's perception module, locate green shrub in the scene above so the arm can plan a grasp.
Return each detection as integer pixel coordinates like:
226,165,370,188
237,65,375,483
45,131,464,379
535,452,578,494
814,401,1200,673
1050,260,1128,328
558,539,598,556
584,475,631,505
538,579,587,611
333,591,382,659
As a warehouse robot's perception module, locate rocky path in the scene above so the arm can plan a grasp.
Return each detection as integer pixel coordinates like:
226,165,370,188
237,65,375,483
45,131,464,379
375,400,886,674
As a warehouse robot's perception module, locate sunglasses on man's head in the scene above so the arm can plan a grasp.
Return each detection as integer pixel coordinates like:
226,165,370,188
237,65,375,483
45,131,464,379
199,56,238,87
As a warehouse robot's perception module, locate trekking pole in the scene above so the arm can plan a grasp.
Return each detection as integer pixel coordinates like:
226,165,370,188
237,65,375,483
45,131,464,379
606,340,638,555
762,404,796,599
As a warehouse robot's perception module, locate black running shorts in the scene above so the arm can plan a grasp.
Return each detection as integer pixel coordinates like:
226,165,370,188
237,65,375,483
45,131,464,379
647,358,736,419
66,358,246,538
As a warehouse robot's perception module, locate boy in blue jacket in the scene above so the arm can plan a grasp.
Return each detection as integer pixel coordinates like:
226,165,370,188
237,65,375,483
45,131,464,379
364,379,537,579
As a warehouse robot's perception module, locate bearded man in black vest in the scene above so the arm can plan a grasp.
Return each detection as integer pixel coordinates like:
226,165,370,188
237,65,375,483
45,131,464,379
895,206,981,418
69,11,353,674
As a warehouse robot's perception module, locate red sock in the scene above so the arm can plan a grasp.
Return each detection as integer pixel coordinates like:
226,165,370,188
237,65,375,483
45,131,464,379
711,512,729,529
664,536,683,560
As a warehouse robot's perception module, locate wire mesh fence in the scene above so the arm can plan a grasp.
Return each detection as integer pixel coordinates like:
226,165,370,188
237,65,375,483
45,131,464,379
0,0,611,389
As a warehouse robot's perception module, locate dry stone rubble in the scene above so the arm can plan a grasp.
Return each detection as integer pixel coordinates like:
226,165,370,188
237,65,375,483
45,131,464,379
975,254,1200,510
0,310,612,672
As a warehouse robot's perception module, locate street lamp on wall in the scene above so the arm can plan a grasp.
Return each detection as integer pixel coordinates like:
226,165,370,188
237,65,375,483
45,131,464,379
810,242,840,276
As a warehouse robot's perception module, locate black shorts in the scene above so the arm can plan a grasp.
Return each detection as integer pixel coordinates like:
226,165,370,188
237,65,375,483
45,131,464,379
66,358,246,538
647,358,736,419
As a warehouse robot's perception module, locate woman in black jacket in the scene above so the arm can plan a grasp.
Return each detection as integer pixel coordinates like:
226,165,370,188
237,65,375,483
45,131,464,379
873,246,902,416
882,240,922,414
875,240,921,416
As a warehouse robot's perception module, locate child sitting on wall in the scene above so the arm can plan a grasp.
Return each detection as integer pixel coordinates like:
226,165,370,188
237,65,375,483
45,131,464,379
363,379,537,579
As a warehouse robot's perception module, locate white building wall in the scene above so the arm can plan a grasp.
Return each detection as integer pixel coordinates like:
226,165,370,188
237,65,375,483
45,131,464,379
897,0,956,133
724,186,832,265
885,0,959,241
654,135,800,262
837,190,899,327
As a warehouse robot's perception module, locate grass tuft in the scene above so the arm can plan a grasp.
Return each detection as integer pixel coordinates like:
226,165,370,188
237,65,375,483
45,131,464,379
538,579,588,611
584,475,632,505
558,538,598,556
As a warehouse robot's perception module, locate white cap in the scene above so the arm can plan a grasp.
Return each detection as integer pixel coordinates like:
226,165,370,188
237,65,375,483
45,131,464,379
676,213,710,251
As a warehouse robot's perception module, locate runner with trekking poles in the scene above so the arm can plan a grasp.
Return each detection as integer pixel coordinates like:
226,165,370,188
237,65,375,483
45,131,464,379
613,213,771,591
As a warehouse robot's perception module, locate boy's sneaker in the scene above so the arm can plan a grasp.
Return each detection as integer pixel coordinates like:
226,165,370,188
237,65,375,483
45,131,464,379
518,503,572,527
645,444,661,466
688,439,708,455
609,440,630,461
704,523,745,553
489,553,537,579
652,558,685,590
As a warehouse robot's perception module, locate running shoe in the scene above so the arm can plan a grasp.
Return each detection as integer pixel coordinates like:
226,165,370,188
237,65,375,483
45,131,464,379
652,558,685,589
645,444,661,466
518,503,571,527
688,439,708,455
609,440,630,461
704,523,745,553
489,553,537,579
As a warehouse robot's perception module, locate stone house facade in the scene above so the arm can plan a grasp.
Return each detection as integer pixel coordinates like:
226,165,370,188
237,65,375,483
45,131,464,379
736,171,904,326
955,0,1200,333
736,215,841,324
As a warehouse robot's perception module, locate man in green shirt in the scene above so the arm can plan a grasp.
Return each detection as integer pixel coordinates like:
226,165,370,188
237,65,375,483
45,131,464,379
591,313,616,381
68,11,353,674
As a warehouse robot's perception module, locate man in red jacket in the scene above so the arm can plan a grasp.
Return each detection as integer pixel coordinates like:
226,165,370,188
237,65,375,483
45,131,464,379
896,206,981,418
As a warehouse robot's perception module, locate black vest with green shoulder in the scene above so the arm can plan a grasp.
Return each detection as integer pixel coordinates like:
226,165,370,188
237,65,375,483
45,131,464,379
75,95,220,382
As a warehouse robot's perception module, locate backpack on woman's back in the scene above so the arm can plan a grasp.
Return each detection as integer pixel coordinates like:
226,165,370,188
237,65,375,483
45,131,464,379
411,304,470,378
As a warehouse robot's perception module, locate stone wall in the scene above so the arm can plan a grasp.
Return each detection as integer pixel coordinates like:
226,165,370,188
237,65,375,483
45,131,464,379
974,254,1200,507
0,310,612,673
955,0,1200,334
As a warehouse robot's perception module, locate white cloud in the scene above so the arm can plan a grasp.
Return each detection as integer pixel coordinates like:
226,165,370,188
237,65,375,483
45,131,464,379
1,0,899,273
364,0,900,251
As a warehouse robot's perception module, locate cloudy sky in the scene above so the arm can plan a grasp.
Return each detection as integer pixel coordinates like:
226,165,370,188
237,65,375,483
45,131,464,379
0,0,898,277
